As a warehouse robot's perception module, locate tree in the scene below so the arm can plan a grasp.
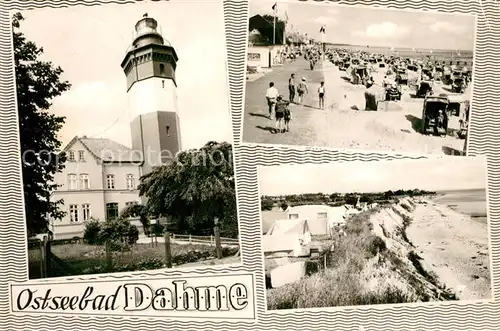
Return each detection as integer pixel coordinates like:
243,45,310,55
13,13,71,234
344,193,358,206
250,14,286,45
359,194,374,205
139,141,238,238
261,198,274,211
121,203,150,236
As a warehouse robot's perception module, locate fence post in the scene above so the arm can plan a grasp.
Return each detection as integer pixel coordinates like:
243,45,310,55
46,235,52,277
214,225,222,259
40,237,47,278
164,232,172,268
189,234,192,244
105,240,112,272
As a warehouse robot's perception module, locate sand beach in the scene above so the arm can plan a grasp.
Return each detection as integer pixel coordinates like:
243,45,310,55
406,196,490,300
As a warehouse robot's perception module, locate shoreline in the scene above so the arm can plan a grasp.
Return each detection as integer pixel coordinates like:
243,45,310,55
405,197,491,300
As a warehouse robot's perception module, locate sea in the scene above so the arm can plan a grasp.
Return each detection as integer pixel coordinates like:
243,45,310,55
433,188,488,223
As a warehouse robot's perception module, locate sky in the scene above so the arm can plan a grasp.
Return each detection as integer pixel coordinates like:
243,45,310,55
250,0,476,51
15,0,232,150
258,157,488,196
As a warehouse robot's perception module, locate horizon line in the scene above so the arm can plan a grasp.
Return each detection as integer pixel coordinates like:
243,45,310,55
323,42,474,53
261,187,486,197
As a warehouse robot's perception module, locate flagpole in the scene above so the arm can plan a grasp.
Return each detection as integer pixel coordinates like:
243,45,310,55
273,11,276,45
321,28,325,62
283,12,287,47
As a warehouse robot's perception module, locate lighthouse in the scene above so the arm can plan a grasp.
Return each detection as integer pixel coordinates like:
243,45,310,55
121,14,181,175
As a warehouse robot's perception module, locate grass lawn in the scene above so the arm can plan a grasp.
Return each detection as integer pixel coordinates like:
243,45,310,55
29,242,239,279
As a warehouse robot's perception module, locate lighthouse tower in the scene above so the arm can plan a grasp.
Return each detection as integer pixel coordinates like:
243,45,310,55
121,14,181,175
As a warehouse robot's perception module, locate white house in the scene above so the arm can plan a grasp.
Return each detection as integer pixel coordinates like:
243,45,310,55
286,205,348,234
49,136,143,239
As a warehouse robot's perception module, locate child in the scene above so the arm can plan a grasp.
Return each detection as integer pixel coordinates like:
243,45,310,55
284,101,292,132
274,95,288,133
318,81,325,109
297,77,308,105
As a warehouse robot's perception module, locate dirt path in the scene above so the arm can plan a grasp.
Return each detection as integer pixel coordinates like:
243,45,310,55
406,199,491,300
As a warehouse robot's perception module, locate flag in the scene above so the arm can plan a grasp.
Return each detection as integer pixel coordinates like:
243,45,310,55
320,25,326,34
272,2,277,13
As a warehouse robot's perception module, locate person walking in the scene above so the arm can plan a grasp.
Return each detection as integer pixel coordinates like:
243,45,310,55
318,81,326,109
274,95,287,133
288,73,296,103
266,82,279,119
284,100,292,132
297,77,308,105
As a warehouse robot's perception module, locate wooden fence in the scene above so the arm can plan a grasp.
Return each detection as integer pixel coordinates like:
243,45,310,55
28,227,237,279
169,234,239,246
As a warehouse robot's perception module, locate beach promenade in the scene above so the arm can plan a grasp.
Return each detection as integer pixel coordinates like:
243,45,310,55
242,58,325,146
243,57,467,155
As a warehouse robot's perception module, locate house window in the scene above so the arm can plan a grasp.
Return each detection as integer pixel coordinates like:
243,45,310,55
80,174,90,189
69,204,79,223
106,174,115,189
68,174,77,190
160,63,165,74
162,80,165,89
166,126,170,136
78,150,85,161
68,150,75,162
317,212,328,219
289,213,299,220
82,203,91,221
106,203,119,220
126,174,135,190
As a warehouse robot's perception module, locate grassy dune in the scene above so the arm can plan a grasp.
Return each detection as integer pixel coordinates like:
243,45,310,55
267,198,458,310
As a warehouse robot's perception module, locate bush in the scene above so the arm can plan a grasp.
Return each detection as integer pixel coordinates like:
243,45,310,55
83,218,139,252
345,196,358,206
365,235,387,257
150,223,165,236
280,201,289,210
83,219,102,245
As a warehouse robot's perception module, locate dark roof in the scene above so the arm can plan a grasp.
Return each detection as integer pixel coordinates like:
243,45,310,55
248,14,285,45
63,136,143,163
